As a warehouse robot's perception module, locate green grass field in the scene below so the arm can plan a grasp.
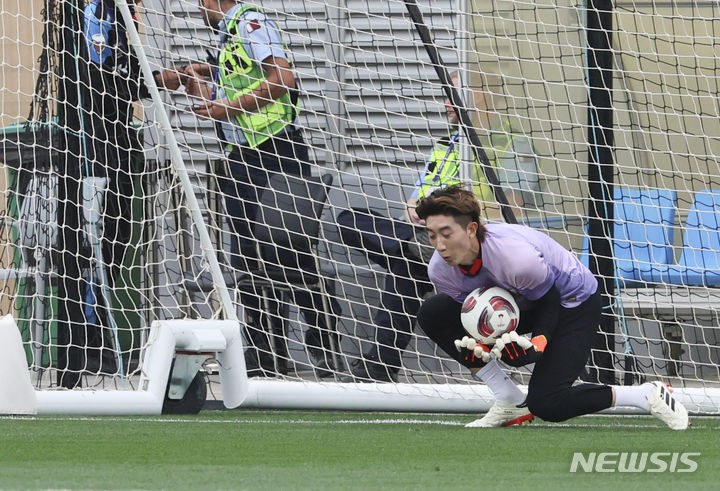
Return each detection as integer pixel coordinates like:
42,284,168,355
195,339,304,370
1,411,717,490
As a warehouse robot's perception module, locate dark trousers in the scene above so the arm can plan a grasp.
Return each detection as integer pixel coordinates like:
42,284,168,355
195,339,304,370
337,209,434,368
94,167,135,320
68,122,139,378
220,130,340,362
417,290,613,422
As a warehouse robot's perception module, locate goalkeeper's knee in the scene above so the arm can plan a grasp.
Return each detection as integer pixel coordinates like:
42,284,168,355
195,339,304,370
525,392,571,422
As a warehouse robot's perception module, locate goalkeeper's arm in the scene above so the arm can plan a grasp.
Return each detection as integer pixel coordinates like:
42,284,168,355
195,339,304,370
491,285,561,367
519,285,561,341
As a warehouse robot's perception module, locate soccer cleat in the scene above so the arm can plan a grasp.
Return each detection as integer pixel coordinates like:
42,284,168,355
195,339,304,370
465,401,534,428
647,381,689,430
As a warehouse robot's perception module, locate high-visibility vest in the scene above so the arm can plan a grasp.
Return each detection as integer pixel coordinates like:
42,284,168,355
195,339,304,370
417,132,462,199
217,4,299,148
417,120,536,202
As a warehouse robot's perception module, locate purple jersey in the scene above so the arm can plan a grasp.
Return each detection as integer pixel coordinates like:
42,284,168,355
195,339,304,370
427,223,597,308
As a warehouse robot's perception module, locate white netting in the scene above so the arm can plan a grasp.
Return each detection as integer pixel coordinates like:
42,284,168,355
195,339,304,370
0,0,718,413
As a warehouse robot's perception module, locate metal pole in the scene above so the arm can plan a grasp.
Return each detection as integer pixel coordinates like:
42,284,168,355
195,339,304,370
114,0,239,323
586,0,616,385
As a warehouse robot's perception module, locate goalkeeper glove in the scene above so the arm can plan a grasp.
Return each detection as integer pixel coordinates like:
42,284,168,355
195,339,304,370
454,336,492,367
491,332,547,368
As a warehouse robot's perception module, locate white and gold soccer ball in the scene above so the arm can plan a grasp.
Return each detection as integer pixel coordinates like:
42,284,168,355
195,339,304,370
460,286,520,344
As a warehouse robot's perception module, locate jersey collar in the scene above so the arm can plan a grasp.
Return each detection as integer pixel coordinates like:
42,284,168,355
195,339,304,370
458,257,483,276
219,3,244,42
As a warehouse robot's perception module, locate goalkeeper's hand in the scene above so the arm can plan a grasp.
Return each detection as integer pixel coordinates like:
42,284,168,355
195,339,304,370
454,336,492,367
491,332,547,367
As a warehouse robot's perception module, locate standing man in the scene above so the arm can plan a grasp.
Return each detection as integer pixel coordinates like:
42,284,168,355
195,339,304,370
82,0,185,294
184,0,339,377
414,185,689,429
57,0,186,387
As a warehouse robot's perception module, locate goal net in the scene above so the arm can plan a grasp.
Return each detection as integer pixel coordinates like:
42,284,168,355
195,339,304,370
1,0,719,415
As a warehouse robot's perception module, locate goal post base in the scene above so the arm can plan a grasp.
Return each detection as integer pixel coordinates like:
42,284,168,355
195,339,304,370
0,318,247,415
240,380,720,416
242,380,495,413
5,314,719,416
0,315,38,414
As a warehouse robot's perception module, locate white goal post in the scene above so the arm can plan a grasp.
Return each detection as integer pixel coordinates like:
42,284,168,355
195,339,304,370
1,0,719,416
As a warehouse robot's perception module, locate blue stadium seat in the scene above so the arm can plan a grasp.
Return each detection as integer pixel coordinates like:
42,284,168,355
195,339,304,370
662,190,720,286
580,188,677,286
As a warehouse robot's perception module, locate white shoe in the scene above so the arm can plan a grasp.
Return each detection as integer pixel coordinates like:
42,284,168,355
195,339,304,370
465,401,534,428
647,381,689,430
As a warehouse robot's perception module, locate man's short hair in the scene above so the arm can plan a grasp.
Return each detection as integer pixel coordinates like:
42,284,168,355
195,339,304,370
415,185,487,240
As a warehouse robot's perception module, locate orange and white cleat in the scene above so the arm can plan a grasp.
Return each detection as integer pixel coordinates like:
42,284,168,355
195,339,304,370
465,401,534,428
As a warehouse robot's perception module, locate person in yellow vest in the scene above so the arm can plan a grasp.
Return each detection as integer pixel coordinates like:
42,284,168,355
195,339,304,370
408,75,541,220
183,0,340,377
339,71,541,382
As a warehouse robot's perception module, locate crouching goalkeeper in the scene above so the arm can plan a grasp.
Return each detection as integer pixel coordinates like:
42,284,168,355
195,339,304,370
414,185,689,429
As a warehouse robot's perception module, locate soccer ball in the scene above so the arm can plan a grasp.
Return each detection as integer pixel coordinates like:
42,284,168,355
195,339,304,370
460,286,519,344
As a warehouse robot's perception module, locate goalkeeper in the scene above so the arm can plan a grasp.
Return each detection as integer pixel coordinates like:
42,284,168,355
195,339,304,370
414,185,689,429
338,72,540,382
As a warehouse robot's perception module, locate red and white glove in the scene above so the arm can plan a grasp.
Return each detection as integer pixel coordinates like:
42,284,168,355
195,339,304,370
491,332,547,367
454,336,492,367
